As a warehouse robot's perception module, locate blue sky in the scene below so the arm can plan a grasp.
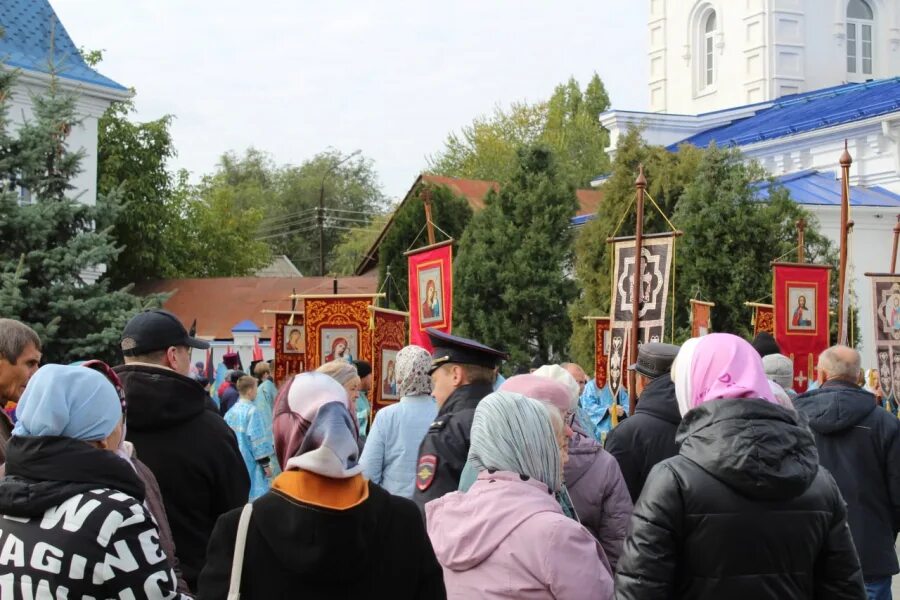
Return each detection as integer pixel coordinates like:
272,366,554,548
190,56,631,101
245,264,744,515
54,0,648,200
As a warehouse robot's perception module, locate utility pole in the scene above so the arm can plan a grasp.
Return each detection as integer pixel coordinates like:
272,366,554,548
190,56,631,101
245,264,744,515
318,149,361,276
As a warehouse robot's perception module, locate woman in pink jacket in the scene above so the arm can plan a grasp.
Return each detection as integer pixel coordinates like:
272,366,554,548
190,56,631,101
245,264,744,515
426,391,614,600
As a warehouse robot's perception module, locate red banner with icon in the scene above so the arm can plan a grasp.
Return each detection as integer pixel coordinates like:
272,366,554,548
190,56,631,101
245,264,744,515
371,307,408,415
408,241,453,351
773,263,831,393
593,317,611,388
273,312,306,385
690,300,714,338
303,295,375,371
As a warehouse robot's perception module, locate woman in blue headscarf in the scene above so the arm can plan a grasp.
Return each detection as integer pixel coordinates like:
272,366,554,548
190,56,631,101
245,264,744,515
0,364,190,599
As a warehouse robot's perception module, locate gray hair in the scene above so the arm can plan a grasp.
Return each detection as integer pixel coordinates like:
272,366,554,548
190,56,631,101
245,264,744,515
467,391,562,492
316,360,360,387
0,319,41,363
818,345,861,383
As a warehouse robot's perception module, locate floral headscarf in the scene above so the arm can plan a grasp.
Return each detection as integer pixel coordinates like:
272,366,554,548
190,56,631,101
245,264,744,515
395,345,432,397
272,373,350,468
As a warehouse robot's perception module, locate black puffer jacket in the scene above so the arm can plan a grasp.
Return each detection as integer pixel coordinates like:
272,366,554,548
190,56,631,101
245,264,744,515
615,398,866,600
604,374,680,502
116,364,249,590
795,380,900,580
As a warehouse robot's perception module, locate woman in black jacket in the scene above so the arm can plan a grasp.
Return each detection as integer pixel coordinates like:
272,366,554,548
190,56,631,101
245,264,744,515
615,334,865,600
197,373,445,599
0,364,189,599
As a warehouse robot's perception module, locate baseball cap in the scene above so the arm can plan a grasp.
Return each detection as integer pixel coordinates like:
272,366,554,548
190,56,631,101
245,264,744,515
120,310,210,357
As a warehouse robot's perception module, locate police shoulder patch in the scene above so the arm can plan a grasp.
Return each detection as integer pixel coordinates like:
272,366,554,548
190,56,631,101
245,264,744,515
416,454,438,492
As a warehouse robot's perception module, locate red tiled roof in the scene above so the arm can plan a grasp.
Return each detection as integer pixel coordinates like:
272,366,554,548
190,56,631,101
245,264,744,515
420,174,499,211
576,189,603,217
134,275,378,340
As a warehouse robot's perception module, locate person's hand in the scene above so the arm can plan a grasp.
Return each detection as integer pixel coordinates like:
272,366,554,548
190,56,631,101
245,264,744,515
615,405,626,417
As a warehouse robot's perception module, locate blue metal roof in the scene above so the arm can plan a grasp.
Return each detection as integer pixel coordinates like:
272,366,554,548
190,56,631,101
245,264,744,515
671,78,900,150
755,170,900,207
0,0,126,91
231,320,262,333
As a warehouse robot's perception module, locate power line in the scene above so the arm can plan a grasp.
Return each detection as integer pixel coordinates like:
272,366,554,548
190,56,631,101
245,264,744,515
259,216,318,234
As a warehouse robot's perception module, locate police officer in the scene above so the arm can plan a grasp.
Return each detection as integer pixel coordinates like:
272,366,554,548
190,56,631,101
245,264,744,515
413,329,507,514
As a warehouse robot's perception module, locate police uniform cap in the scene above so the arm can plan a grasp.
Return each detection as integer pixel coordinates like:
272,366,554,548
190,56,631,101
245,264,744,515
426,328,508,375
627,342,680,379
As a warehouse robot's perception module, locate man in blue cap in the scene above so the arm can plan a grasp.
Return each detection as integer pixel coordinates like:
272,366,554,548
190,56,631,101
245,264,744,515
413,328,507,513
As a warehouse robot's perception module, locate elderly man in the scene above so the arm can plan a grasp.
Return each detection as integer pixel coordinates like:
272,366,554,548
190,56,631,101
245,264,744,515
795,346,900,600
603,343,680,503
115,310,249,590
0,319,41,462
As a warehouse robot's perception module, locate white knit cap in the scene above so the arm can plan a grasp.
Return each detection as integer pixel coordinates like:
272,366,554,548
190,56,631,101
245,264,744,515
533,364,580,410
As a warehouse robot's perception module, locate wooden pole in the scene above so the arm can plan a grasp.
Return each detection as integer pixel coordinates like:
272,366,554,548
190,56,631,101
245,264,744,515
629,165,646,416
796,218,806,263
891,214,900,274
838,141,852,345
423,185,436,246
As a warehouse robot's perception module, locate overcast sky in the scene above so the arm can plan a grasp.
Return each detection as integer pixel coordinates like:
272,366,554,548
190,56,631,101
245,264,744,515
53,1,648,200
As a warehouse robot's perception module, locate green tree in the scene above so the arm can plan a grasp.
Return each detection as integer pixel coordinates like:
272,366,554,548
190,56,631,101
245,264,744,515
0,70,153,362
428,74,611,189
330,214,389,276
377,183,473,302
454,146,578,370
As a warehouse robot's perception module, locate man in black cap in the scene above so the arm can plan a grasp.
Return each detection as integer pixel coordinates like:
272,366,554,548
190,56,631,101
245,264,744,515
413,328,507,513
604,342,680,503
114,310,249,591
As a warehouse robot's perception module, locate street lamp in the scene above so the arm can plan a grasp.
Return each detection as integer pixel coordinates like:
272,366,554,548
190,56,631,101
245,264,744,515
318,149,361,276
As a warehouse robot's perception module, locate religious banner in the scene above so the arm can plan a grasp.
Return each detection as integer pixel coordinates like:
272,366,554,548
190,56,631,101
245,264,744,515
273,312,305,385
302,295,376,371
867,273,900,410
773,263,832,393
371,307,408,415
690,300,714,337
407,240,453,352
749,303,775,336
592,317,612,389
608,234,675,397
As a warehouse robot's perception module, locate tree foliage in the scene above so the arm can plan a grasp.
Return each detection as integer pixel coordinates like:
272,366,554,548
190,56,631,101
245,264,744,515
330,214,389,276
376,183,474,303
569,129,835,368
454,146,578,370
0,70,153,363
428,74,611,189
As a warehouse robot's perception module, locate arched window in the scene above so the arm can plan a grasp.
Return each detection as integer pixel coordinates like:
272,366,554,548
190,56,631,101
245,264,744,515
702,11,717,89
846,0,874,77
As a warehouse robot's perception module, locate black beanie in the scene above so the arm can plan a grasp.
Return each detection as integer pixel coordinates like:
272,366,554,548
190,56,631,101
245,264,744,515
751,332,780,357
353,360,372,378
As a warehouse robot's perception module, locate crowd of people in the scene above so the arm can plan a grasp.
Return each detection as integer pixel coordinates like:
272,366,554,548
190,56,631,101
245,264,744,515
0,311,897,599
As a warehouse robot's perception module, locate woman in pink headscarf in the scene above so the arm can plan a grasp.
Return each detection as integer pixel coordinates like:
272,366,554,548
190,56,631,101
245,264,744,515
615,333,865,600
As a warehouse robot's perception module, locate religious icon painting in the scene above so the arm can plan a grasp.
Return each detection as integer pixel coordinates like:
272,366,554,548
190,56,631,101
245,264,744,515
283,325,305,354
418,265,446,326
786,285,817,332
381,349,399,400
321,328,359,364
875,280,900,342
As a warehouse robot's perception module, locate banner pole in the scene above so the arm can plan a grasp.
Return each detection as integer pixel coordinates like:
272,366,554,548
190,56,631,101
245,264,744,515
891,214,900,274
796,218,806,263
423,185,436,246
629,165,646,416
838,141,852,345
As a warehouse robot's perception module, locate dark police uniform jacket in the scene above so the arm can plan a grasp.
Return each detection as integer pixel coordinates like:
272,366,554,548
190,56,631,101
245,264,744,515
413,381,494,514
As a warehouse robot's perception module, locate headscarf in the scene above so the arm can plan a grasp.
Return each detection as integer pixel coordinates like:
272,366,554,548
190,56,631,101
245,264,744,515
78,360,130,463
273,373,349,468
14,364,121,441
467,391,562,492
395,345,432,397
500,374,572,415
285,401,362,478
531,365,580,410
673,333,776,417
316,360,359,389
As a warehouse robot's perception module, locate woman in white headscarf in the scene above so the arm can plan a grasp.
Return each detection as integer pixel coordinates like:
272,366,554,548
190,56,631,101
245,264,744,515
426,392,613,600
360,345,437,498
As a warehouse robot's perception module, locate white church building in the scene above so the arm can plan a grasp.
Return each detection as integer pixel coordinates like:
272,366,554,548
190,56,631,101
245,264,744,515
599,0,900,367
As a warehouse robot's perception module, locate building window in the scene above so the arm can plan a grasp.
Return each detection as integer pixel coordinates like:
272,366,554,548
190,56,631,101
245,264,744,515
846,0,874,77
700,11,718,90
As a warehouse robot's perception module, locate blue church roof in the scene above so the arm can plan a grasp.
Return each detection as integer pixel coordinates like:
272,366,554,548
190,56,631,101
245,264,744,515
231,319,262,333
755,170,900,207
0,0,126,91
671,78,900,150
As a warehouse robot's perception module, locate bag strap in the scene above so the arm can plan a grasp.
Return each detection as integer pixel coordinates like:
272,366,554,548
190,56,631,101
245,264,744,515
227,503,254,600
